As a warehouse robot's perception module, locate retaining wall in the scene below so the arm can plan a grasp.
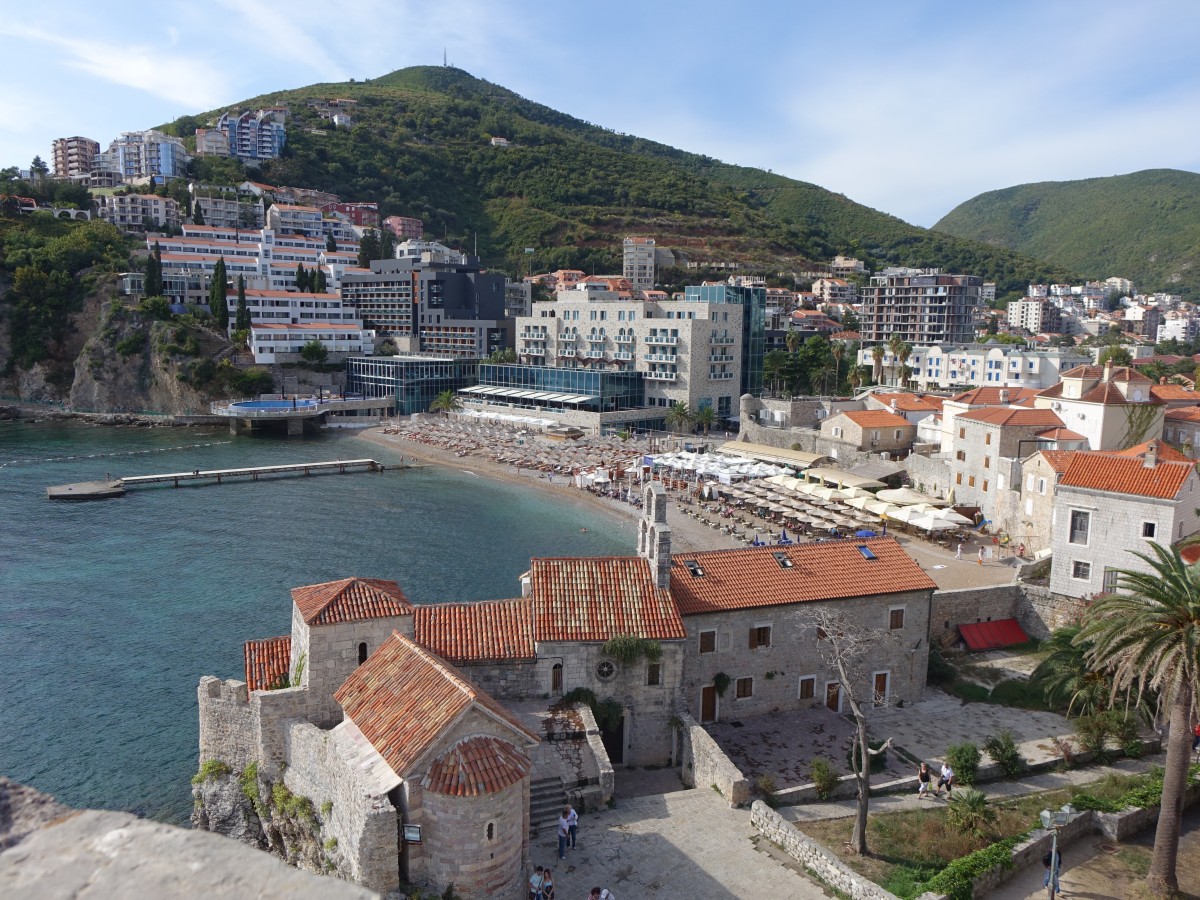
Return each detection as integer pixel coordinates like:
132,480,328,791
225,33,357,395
1017,583,1090,640
929,585,1021,645
677,712,750,807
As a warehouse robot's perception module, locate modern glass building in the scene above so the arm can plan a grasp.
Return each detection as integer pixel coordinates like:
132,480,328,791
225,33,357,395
345,356,479,415
464,364,646,413
684,284,765,397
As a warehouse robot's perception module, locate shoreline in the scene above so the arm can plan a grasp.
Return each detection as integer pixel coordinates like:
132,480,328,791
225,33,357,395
352,426,738,554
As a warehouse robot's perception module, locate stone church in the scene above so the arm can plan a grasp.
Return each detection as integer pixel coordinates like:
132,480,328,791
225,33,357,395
194,483,935,897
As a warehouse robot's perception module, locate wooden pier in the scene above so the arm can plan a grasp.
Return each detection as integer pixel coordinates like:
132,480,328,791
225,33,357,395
48,459,385,500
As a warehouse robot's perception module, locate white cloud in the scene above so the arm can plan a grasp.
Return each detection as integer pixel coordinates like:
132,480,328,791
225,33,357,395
0,23,233,110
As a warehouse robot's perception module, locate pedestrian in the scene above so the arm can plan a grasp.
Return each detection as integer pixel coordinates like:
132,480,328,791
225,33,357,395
1018,542,1026,558
1192,722,1200,752
977,547,984,566
955,542,962,560
1042,847,1062,898
589,889,615,900
556,808,570,860
540,868,555,899
529,865,544,900
937,761,955,797
565,803,578,849
916,761,932,799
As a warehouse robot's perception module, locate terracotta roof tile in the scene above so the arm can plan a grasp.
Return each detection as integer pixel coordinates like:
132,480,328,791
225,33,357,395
1111,440,1191,462
950,386,1043,405
1036,427,1086,441
838,409,914,428
530,557,686,642
291,578,413,626
958,407,1064,427
423,735,530,797
1153,385,1200,402
243,635,291,692
669,538,937,616
1079,381,1159,405
335,632,538,777
1058,453,1195,499
1166,407,1200,424
1058,365,1107,379
414,599,535,663
870,393,942,412
1038,450,1077,473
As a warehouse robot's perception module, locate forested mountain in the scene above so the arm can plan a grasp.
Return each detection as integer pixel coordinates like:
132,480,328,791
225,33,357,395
934,169,1200,297
173,66,1076,293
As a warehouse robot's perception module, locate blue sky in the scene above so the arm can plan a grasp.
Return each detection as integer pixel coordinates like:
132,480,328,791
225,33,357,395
3,0,1198,226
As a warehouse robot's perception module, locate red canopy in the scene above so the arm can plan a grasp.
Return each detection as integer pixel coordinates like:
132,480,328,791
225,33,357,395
957,618,1029,651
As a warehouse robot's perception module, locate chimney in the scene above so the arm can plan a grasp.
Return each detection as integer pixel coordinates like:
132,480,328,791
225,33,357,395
1161,376,1167,385
1144,441,1158,469
890,398,897,410
999,389,1009,404
1103,360,1113,382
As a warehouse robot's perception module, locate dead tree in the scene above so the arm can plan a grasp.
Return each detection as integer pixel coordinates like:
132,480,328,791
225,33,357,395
799,607,897,855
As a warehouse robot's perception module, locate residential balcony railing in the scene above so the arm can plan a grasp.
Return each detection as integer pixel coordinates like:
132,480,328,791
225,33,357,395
614,335,635,344
611,351,633,360
523,347,546,356
645,335,678,345
709,371,735,380
709,353,734,363
710,336,735,345
645,352,677,362
645,371,678,381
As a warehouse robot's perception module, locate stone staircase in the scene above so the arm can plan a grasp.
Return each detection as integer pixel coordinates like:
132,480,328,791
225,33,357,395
529,775,567,838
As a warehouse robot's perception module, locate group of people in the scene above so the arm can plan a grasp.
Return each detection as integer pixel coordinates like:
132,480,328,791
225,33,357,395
529,805,614,899
915,761,956,799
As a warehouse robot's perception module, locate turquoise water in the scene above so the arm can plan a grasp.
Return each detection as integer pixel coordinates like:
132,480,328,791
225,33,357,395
0,421,634,823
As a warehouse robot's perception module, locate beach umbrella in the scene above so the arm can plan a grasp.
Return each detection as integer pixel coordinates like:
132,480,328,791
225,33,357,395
865,500,899,517
855,529,879,538
910,514,957,532
751,534,764,547
876,487,947,506
928,508,973,525
844,496,874,510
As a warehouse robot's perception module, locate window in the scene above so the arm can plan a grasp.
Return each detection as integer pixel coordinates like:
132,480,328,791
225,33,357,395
486,822,495,841
955,450,966,461
956,473,963,485
596,660,616,680
646,663,662,686
968,475,975,487
1142,521,1157,538
889,608,905,630
1103,567,1120,593
699,630,716,653
982,480,989,493
985,433,992,445
1037,478,1046,495
1072,560,1092,580
357,642,369,665
798,676,816,700
983,456,991,469
750,625,772,649
735,677,754,699
1069,510,1090,545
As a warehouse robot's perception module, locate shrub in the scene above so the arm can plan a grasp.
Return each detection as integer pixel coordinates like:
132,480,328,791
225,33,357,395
810,757,840,800
300,339,328,363
946,742,981,786
138,295,172,320
228,367,274,395
927,649,956,685
602,634,662,663
982,730,1025,778
191,759,231,785
923,833,1024,900
712,672,731,696
1074,714,1113,763
1052,736,1078,769
946,788,997,839
847,739,889,775
116,331,147,356
239,762,261,810
1110,714,1144,759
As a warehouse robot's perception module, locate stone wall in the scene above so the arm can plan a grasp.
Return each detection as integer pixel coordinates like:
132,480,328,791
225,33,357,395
903,453,952,501
457,660,540,700
1017,583,1090,639
283,722,399,895
928,585,1020,645
750,800,901,900
574,703,615,809
677,712,750,807
419,780,528,900
197,677,257,772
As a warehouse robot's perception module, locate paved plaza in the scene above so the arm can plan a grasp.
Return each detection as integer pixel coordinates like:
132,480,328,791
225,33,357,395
529,785,830,899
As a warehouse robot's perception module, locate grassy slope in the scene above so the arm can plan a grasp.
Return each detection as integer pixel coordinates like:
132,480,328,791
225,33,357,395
933,169,1200,296
194,66,1078,291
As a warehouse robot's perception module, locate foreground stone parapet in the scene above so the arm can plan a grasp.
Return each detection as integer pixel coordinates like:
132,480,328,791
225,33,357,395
0,807,379,899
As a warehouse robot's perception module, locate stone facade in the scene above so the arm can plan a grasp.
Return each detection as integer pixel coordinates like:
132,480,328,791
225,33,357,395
928,586,1020,645
680,589,932,722
903,453,952,502
677,712,750,807
820,411,916,455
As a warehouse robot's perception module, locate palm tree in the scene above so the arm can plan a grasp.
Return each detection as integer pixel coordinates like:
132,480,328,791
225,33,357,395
813,363,836,396
785,329,803,355
886,334,906,386
694,405,716,436
1029,626,1114,717
763,350,789,396
831,341,845,394
896,341,912,388
664,401,693,434
871,346,885,385
1080,544,1200,896
428,390,462,415
848,364,868,393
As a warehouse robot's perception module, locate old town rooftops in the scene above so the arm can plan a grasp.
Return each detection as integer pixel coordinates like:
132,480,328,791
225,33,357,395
414,598,535,663
668,537,937,616
291,577,413,626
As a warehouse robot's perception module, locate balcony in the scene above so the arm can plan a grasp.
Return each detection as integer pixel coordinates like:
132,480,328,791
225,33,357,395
710,335,735,345
709,353,734,363
645,371,678,381
611,351,633,360
523,347,546,357
645,352,677,362
645,335,678,345
709,371,735,380
614,335,635,344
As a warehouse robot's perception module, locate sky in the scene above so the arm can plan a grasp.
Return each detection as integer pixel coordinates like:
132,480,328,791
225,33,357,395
2,0,1198,226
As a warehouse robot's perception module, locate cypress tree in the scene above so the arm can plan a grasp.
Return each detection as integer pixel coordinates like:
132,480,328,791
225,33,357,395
235,275,251,331
193,203,205,226
145,241,163,297
326,233,337,252
379,226,396,261
295,263,308,292
209,257,228,328
357,230,379,267
314,268,327,293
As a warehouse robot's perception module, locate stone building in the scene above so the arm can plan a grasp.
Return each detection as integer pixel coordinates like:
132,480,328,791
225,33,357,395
819,408,916,455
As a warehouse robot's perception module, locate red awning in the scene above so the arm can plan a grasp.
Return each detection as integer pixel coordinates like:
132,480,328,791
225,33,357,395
957,618,1029,651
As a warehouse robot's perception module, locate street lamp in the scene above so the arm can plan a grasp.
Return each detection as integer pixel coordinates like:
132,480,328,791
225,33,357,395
1038,804,1077,899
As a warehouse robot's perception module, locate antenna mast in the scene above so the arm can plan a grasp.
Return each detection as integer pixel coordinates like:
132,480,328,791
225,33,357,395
443,48,447,67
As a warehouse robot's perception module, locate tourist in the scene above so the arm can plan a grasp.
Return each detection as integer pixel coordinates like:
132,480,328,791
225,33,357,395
1192,722,1200,752
529,865,545,899
977,547,984,566
955,542,962,560
589,889,615,900
1043,847,1063,898
916,761,932,799
565,803,579,849
1018,542,1026,558
540,868,555,899
557,808,571,859
937,761,955,797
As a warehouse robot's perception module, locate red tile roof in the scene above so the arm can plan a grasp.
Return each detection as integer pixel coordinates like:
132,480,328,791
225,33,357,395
1166,407,1200,424
830,330,861,340
1058,454,1195,499
1152,384,1200,402
950,387,1042,406
530,557,686,641
669,538,937,616
838,409,914,429
1038,450,1077,474
1036,427,1086,441
244,635,291,692
958,407,1064,427
423,735,530,797
335,632,537,777
414,599,536,663
870,393,943,413
1079,381,1159,405
1111,440,1191,462
291,578,413,626
1058,365,1106,379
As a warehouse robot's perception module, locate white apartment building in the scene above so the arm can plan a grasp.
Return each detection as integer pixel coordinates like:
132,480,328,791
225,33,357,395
516,285,743,420
248,323,374,363
1007,298,1062,334
811,277,857,305
189,184,265,230
240,289,361,326
93,130,190,181
828,255,867,278
623,237,656,292
267,204,325,238
1158,310,1200,343
94,194,182,231
857,343,1091,392
51,136,99,178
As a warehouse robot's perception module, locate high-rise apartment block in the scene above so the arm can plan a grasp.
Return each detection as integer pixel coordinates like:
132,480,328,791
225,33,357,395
859,270,983,346
383,215,424,241
1007,298,1062,334
623,237,656,291
93,130,190,181
51,136,99,179
204,109,288,162
683,283,766,398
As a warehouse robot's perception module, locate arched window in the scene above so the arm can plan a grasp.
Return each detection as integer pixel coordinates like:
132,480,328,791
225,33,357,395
358,642,368,665
552,663,563,693
486,822,495,841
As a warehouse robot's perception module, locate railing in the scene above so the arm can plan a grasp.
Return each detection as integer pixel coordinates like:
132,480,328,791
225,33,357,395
711,336,735,345
709,372,735,380
709,354,734,363
645,371,678,381
614,336,635,344
645,335,678,345
611,351,633,360
523,347,546,356
645,352,677,362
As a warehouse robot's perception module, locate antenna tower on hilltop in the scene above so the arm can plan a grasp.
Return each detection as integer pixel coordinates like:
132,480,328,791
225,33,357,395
443,48,448,67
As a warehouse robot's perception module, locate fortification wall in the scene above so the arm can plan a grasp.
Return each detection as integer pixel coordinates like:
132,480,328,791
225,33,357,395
198,677,257,771
677,711,749,807
929,585,1021,645
456,660,540,700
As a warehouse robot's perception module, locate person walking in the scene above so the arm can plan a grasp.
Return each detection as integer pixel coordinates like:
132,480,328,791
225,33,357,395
589,889,615,900
916,761,932,799
1043,847,1062,899
937,761,955,797
565,803,579,850
977,546,984,566
529,865,545,900
955,542,962,560
556,809,570,860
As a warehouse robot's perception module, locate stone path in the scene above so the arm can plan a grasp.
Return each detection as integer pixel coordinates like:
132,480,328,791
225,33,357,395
531,786,830,899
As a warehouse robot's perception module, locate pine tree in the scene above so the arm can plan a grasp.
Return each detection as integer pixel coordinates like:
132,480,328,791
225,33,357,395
235,275,251,331
209,257,229,328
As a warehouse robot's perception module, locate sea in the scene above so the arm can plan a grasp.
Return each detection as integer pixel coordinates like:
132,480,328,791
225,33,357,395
0,420,634,824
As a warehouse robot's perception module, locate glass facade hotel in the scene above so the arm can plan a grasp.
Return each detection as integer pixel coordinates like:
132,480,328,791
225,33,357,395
466,364,646,412
684,284,765,398
345,356,479,415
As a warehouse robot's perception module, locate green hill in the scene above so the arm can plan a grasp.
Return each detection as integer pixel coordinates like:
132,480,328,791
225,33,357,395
175,66,1077,292
933,169,1200,297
